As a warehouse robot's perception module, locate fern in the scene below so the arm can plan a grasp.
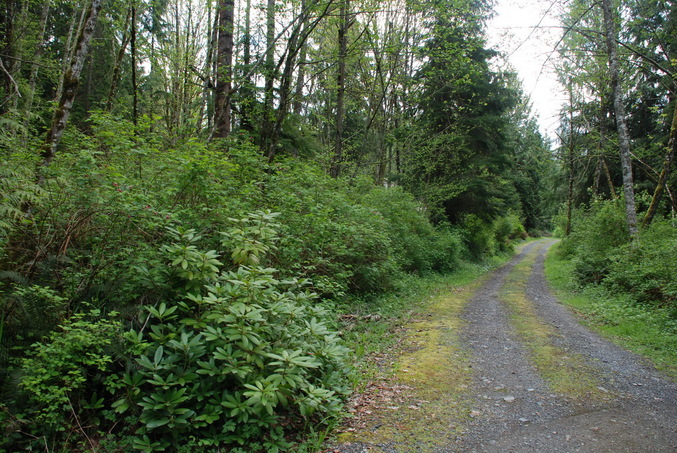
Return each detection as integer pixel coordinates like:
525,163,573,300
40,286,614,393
0,165,42,237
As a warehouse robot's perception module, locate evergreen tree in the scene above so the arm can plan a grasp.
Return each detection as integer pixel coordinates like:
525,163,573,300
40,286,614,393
404,0,520,222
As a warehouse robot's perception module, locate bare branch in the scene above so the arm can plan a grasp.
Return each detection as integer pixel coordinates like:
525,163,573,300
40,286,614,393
0,57,22,99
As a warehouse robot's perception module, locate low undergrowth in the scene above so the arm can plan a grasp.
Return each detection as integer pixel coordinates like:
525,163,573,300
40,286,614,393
555,200,676,327
545,242,677,380
4,214,351,452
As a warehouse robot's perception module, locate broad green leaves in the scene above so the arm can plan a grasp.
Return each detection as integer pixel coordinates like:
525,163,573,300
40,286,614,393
116,214,350,450
12,213,350,452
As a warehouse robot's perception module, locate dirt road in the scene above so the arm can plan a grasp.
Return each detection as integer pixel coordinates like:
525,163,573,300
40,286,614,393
333,240,677,452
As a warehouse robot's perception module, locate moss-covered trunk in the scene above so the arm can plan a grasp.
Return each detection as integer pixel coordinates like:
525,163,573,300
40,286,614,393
41,0,102,170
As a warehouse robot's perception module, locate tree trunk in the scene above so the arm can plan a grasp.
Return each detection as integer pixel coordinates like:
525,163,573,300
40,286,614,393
55,4,86,103
565,86,575,236
264,21,308,161
0,0,20,113
642,99,677,228
239,0,255,130
592,156,602,197
259,0,277,153
263,0,332,161
292,0,307,116
330,0,349,178
601,0,638,236
131,5,138,127
25,3,50,115
105,7,131,111
594,95,617,199
41,0,102,169
204,7,218,133
264,0,276,110
601,156,617,199
197,1,214,133
213,0,235,138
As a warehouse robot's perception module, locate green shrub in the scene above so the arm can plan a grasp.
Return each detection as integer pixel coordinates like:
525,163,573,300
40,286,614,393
3,213,350,452
17,309,121,430
263,162,398,296
558,200,630,284
493,213,527,252
555,199,676,317
117,214,350,451
428,225,465,273
359,184,440,273
606,219,677,312
460,214,496,259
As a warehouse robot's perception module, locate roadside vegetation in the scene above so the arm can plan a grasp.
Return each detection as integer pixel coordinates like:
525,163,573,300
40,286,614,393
546,201,677,379
0,125,530,451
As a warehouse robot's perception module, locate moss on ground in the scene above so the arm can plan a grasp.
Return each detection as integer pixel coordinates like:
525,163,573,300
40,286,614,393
501,242,612,401
337,279,487,452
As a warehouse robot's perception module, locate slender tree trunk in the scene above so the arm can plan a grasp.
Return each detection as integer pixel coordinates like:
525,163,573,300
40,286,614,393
292,45,307,115
330,0,349,178
84,44,94,113
131,5,138,127
594,96,610,198
213,0,234,138
25,3,50,115
0,56,20,113
565,87,575,236
260,0,277,153
601,157,618,199
264,0,332,160
180,3,194,137
204,8,218,133
239,0,254,130
56,3,86,103
292,0,307,116
601,0,638,236
566,152,575,236
642,99,677,228
41,0,102,169
197,0,214,133
264,0,276,111
265,22,304,161
592,156,602,197
169,1,180,135
105,7,132,111
0,0,20,113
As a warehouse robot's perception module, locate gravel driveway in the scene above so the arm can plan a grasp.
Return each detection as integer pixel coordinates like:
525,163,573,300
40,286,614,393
332,239,677,453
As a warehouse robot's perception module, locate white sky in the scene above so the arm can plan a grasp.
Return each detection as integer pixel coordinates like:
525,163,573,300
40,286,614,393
486,0,567,143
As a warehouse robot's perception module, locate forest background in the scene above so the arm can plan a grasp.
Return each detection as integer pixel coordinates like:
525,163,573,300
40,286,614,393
0,0,675,450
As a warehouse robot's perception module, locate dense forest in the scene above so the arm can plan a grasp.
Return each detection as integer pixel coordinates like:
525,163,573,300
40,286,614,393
0,0,674,450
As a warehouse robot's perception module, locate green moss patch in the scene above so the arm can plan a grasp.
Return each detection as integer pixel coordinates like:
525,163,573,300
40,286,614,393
502,243,612,400
336,278,487,451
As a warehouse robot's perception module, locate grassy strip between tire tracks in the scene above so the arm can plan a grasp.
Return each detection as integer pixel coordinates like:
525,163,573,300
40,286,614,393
501,241,611,400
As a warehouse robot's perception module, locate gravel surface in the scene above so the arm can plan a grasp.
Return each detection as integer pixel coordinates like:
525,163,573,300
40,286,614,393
332,240,677,453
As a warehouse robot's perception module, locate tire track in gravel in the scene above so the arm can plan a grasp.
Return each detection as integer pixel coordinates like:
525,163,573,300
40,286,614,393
331,239,677,453
447,239,677,453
